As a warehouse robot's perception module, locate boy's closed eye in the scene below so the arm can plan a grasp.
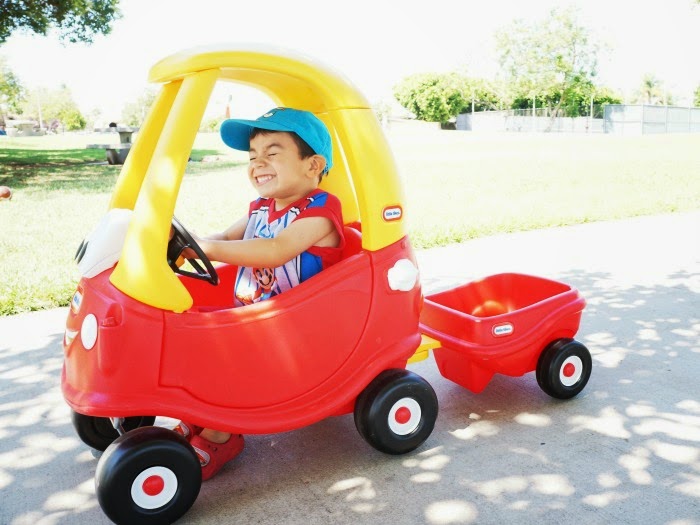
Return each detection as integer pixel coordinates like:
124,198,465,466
249,153,278,162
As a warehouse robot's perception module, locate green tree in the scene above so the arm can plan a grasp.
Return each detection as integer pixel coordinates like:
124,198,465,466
590,87,623,117
0,0,121,44
495,6,599,119
121,88,157,127
84,107,103,130
21,85,86,131
634,74,667,105
694,86,700,107
460,77,501,113
200,116,224,133
393,72,469,124
0,55,24,123
512,84,621,118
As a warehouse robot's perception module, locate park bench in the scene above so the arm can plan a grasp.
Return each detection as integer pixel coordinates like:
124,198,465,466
4,121,44,137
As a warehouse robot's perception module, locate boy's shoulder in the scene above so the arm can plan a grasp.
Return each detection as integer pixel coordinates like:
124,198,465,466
305,188,339,208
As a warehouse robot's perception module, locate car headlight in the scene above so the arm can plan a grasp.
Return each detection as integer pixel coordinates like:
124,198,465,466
81,314,98,350
387,259,419,292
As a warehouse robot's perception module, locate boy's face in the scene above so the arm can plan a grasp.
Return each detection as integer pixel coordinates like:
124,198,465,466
247,131,321,208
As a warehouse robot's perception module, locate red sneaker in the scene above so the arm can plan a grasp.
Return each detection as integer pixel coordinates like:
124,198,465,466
190,434,245,481
172,421,203,442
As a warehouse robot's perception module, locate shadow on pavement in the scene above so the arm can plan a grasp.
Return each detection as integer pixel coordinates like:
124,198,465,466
0,264,697,525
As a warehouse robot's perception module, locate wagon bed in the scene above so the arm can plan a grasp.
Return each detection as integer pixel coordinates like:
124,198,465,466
419,273,587,393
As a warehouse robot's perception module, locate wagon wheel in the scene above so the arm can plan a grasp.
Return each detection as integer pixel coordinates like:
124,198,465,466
536,338,592,399
71,411,156,452
167,216,219,285
96,426,202,525
354,369,438,454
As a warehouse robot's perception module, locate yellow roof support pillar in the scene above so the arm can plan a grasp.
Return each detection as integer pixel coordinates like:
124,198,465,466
110,69,218,312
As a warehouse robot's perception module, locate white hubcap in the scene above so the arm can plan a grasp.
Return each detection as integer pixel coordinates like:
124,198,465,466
131,466,178,509
559,356,583,386
388,397,422,435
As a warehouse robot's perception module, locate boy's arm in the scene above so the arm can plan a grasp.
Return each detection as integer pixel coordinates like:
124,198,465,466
222,215,248,241
176,216,247,260
197,216,337,268
204,215,248,242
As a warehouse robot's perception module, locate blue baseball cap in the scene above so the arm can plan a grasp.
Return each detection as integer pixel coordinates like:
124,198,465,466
220,107,333,173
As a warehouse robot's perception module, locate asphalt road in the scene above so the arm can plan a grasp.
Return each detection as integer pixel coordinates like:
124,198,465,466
1,211,698,525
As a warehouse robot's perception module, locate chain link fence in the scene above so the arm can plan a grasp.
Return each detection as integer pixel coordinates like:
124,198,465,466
457,107,605,133
457,104,700,134
603,104,700,134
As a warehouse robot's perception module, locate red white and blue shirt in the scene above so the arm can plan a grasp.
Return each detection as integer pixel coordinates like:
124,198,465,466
234,189,344,306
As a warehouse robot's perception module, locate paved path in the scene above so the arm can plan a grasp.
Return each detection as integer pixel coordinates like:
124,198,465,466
1,211,698,525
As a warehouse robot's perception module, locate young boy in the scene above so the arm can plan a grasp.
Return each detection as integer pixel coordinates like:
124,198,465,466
175,107,345,480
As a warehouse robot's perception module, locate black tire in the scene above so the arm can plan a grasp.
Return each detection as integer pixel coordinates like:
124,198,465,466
95,426,202,525
354,369,438,455
71,411,156,451
536,338,592,399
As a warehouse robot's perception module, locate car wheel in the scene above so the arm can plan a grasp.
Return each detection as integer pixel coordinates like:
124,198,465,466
536,338,592,399
72,411,156,451
354,369,438,455
95,426,201,525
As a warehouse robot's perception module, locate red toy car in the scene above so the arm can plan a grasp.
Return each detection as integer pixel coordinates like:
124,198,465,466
62,45,591,525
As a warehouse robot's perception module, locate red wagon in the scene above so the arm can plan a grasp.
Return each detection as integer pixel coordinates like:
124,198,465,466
419,272,591,399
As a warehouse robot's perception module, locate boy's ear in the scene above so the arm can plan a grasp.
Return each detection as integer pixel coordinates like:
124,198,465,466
307,154,326,178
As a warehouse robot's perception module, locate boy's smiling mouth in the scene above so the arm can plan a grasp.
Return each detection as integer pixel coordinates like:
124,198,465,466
255,174,274,185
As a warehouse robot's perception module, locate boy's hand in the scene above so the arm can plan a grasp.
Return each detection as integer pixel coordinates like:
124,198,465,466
181,246,198,259
181,230,203,259
169,223,200,260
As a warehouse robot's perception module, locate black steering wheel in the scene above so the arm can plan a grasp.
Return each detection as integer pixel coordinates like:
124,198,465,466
167,217,219,285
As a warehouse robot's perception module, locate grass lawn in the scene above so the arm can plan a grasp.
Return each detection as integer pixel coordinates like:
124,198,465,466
1,130,699,315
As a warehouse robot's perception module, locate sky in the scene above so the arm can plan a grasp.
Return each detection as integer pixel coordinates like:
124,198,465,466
1,0,699,122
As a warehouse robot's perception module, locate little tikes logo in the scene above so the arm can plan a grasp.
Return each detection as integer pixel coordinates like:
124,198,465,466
492,322,514,337
70,290,82,314
383,205,403,222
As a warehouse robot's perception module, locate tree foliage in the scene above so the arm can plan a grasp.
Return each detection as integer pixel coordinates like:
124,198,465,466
0,0,122,44
21,85,86,131
393,72,463,123
393,72,470,123
494,6,599,117
392,7,616,123
0,55,24,121
121,87,157,127
633,74,670,105
461,77,502,112
511,85,621,118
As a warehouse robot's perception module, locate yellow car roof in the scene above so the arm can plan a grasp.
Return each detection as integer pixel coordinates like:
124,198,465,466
109,44,408,312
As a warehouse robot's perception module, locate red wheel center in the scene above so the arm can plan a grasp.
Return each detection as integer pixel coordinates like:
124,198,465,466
395,406,412,424
142,475,165,496
563,363,576,378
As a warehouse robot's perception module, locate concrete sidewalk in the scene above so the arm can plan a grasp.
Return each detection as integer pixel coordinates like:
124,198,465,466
1,211,698,525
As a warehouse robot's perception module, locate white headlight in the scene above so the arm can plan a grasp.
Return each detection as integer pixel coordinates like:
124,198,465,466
387,258,419,291
81,314,98,350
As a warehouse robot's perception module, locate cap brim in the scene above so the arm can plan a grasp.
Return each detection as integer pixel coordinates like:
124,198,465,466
220,118,297,151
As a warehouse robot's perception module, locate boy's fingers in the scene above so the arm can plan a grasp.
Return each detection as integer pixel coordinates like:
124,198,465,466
182,247,197,259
